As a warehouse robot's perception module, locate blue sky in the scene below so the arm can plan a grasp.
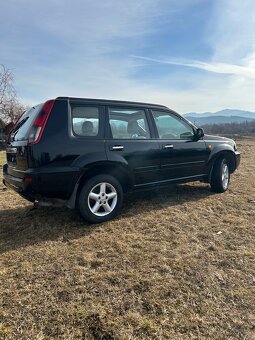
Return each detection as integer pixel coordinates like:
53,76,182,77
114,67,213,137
1,0,255,113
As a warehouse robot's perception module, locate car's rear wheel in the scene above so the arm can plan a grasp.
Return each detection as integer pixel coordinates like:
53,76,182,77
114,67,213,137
210,158,230,193
78,174,123,223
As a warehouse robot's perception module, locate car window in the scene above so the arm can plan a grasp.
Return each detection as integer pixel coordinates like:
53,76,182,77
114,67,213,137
71,106,99,137
152,110,194,140
10,104,43,141
108,108,150,139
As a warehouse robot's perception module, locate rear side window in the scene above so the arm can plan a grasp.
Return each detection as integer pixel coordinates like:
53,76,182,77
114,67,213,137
71,106,99,137
108,108,150,139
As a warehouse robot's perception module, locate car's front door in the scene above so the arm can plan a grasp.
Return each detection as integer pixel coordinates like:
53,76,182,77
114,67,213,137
105,106,160,186
150,109,208,181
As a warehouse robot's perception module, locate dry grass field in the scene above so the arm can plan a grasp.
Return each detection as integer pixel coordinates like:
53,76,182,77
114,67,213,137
0,139,254,339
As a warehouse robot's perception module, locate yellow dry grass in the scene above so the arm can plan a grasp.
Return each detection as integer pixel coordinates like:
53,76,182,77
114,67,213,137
0,139,254,339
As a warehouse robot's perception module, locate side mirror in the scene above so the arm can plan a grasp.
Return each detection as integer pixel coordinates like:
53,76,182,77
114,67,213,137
195,128,204,140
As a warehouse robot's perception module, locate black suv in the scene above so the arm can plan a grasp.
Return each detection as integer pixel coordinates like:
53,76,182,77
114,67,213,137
3,97,240,223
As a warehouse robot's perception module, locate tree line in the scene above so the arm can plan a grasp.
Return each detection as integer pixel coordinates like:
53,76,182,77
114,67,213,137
202,120,255,136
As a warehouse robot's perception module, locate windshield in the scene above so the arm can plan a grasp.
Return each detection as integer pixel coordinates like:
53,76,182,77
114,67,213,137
11,104,43,141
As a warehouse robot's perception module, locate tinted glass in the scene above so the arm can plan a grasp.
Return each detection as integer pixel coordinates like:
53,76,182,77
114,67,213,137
152,110,194,139
11,104,43,141
109,108,150,139
72,106,99,137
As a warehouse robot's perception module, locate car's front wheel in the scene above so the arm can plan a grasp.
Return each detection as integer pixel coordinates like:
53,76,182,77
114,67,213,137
78,174,123,223
210,158,230,193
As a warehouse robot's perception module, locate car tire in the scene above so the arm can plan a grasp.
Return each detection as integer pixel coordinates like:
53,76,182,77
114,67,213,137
78,174,123,223
210,158,230,193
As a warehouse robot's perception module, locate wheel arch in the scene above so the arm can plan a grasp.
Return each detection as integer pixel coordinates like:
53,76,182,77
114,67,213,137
67,161,134,209
207,149,236,182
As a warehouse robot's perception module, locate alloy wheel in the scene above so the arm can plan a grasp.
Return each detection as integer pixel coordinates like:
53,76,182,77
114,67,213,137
222,163,229,190
87,182,118,216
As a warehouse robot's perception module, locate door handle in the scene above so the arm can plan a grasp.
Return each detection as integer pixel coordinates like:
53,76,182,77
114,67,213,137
110,145,124,151
163,144,174,149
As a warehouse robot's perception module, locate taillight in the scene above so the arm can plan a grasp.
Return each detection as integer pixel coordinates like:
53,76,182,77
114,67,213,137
28,99,55,144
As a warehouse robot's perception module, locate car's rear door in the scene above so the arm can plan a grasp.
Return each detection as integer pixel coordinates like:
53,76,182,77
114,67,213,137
150,109,208,181
105,106,160,186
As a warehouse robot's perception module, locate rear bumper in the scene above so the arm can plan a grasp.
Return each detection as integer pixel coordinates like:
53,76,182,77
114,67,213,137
3,163,80,202
3,166,23,192
3,164,35,202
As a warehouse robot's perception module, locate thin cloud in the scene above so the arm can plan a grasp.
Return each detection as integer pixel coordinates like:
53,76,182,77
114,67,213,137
131,55,255,79
1,0,255,113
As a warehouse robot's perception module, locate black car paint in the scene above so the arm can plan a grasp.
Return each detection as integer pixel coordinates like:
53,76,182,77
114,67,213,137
3,97,240,207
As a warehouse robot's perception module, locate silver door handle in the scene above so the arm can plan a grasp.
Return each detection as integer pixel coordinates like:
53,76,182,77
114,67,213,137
111,145,124,151
163,144,174,149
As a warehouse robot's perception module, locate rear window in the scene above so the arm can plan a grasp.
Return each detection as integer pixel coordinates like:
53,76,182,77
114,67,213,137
11,104,43,141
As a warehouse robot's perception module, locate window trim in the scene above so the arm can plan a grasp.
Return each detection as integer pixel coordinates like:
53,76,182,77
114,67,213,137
105,106,153,140
149,109,196,140
69,103,105,139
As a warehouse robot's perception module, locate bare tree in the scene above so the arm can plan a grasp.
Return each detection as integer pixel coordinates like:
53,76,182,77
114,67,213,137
0,65,27,128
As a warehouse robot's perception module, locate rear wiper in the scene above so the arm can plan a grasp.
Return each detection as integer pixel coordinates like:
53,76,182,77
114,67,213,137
11,117,29,134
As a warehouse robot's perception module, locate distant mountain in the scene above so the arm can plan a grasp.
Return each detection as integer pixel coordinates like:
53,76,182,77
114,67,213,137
184,109,255,126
